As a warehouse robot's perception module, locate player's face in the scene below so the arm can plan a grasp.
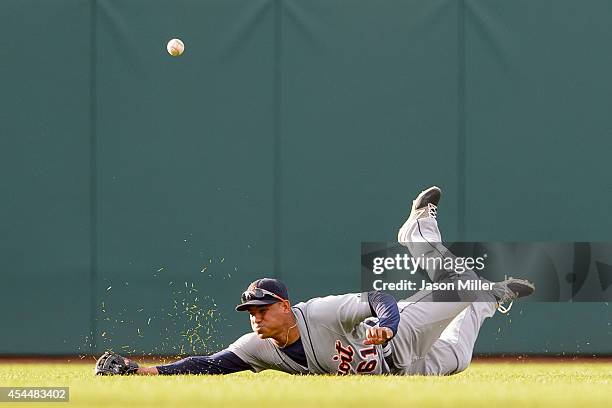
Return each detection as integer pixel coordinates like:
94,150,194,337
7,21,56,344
247,303,285,339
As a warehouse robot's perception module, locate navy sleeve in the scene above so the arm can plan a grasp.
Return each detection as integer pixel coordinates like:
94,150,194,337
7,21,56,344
367,291,400,336
156,349,254,375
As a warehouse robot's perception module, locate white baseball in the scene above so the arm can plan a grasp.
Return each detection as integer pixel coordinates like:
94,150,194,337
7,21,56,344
167,38,185,57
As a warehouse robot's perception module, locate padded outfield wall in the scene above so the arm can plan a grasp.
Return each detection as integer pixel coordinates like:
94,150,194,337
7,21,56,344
1,0,610,355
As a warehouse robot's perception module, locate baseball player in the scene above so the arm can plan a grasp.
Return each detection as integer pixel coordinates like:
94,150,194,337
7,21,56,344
95,186,534,376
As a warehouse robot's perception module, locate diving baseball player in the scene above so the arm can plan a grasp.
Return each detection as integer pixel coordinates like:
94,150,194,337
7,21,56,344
95,186,535,376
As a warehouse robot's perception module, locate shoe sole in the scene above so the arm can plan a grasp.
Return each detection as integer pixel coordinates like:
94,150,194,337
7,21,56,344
412,186,442,211
506,279,536,298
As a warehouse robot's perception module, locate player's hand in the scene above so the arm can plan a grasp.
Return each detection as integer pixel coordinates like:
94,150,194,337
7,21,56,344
363,326,394,345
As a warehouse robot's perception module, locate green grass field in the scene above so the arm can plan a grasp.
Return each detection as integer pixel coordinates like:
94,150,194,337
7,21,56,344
1,360,611,407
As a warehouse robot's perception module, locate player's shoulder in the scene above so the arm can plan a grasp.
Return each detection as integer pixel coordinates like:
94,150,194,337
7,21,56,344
294,293,368,315
227,332,275,357
231,332,266,346
226,332,280,372
299,292,367,305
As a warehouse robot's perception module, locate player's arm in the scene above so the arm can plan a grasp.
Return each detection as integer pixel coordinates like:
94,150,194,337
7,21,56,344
94,349,253,376
363,291,400,345
154,349,254,375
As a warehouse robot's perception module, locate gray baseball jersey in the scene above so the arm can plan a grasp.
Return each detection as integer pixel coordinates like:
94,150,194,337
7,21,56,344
227,293,390,375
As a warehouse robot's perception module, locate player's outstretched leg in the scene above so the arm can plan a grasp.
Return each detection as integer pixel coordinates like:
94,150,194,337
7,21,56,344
391,186,474,370
397,186,482,288
390,186,535,374
397,186,445,282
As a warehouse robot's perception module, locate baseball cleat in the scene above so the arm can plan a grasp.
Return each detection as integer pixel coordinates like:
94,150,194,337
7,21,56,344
492,277,535,314
407,186,442,222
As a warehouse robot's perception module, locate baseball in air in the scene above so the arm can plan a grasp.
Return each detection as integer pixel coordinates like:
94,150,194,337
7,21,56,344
167,38,185,57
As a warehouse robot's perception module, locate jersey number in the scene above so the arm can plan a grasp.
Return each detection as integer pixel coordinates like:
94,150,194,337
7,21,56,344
356,360,377,372
356,346,377,373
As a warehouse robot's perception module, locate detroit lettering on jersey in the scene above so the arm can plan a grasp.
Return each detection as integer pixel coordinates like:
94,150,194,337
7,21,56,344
333,340,379,375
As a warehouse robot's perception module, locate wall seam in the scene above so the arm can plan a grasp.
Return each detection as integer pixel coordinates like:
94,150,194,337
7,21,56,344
273,0,282,279
457,0,466,240
89,0,98,354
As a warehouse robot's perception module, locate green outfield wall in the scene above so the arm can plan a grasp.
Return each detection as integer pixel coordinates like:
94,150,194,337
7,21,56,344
1,0,611,355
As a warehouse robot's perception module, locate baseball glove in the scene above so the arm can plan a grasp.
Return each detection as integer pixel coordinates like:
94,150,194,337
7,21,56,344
94,351,139,376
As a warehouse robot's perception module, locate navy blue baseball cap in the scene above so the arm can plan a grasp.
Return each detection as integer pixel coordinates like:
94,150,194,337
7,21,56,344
235,278,289,311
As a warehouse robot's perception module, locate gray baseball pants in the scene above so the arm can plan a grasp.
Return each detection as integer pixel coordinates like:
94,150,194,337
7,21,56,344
390,216,497,375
